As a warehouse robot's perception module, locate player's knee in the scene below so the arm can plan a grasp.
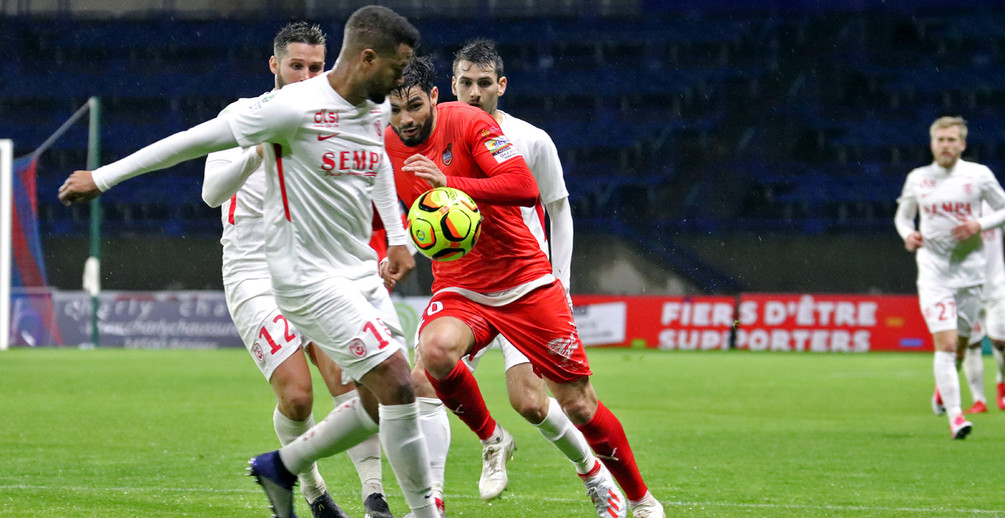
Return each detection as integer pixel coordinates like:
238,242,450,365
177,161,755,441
367,355,418,405
509,384,550,423
277,387,314,421
418,335,461,376
556,396,595,425
512,399,548,424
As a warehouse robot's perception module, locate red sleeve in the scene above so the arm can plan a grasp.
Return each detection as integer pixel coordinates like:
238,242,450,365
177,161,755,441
445,109,538,206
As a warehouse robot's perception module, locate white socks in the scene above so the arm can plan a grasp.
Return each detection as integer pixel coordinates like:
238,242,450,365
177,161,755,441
993,345,1005,384
278,396,378,475
534,397,597,475
272,407,326,502
334,390,384,501
963,346,986,404
379,402,438,518
418,396,450,490
480,423,503,446
934,350,963,418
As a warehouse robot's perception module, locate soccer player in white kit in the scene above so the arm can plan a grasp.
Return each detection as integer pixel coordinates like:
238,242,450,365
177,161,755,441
894,116,1005,439
447,38,618,509
954,216,1005,414
201,22,392,518
978,224,1005,410
58,7,441,518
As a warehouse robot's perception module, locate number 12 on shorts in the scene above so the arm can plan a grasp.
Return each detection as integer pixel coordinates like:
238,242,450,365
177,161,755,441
259,314,296,355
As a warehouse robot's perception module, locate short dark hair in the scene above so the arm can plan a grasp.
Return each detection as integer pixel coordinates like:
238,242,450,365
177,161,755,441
453,38,504,79
344,5,420,57
273,21,327,58
395,55,437,98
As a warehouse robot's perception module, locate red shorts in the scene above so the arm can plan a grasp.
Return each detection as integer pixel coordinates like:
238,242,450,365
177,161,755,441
419,281,592,383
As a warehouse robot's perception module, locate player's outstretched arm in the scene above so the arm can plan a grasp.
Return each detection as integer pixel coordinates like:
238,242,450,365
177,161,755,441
58,117,240,206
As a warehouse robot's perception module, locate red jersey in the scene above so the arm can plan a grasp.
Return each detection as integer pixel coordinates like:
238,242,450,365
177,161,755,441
385,101,553,293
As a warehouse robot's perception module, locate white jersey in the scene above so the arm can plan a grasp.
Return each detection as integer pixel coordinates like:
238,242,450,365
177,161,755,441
497,110,568,256
207,96,270,283
225,74,396,296
897,159,1005,288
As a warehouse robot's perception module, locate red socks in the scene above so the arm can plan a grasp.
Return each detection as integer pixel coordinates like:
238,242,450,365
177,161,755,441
425,361,496,440
576,401,648,502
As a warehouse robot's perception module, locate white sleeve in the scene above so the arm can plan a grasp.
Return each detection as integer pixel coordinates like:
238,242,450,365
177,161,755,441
526,131,569,205
202,146,263,208
977,170,1005,230
92,117,238,192
545,196,574,290
894,198,918,240
374,149,407,246
226,92,299,149
894,175,918,240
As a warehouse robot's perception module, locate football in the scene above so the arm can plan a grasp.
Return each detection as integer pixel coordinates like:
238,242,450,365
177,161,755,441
407,187,482,261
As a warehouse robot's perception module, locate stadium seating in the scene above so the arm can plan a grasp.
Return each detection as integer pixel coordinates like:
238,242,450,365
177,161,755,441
4,5,1005,240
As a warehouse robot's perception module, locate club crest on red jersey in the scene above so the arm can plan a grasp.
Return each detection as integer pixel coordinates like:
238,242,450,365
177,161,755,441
442,143,453,165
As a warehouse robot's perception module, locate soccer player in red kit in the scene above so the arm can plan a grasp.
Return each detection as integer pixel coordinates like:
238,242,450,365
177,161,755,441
383,56,664,518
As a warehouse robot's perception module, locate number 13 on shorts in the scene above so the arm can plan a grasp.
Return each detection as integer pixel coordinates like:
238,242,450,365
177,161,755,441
350,318,392,357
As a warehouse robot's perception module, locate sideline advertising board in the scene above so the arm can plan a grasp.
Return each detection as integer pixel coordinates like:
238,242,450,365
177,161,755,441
572,293,930,352
734,294,929,353
14,291,931,353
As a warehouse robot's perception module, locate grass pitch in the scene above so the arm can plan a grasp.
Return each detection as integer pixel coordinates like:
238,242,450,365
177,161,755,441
1,348,1004,517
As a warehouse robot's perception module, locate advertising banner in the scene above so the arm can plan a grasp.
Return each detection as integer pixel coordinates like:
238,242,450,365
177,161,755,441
735,294,929,352
572,293,930,352
572,294,738,349
23,291,929,353
53,291,239,348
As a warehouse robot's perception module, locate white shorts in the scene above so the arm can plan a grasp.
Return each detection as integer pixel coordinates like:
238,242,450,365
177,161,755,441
969,316,985,346
275,274,406,384
984,297,1005,342
917,283,982,336
463,334,531,373
226,277,305,381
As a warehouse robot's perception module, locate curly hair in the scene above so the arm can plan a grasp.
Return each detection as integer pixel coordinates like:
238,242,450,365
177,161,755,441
395,55,437,98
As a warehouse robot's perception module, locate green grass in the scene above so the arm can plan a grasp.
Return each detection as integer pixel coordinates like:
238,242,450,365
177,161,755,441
2,348,1004,517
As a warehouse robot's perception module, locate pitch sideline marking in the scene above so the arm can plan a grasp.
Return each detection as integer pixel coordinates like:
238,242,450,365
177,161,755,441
1,485,1003,515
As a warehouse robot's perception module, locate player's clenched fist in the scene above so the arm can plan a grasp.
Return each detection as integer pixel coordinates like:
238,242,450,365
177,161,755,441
58,170,101,206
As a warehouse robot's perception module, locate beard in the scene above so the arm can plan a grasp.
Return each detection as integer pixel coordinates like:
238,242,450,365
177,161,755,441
395,115,434,147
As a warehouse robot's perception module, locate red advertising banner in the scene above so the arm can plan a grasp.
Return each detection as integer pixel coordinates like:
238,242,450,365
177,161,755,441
572,294,931,352
572,294,738,350
735,294,930,353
